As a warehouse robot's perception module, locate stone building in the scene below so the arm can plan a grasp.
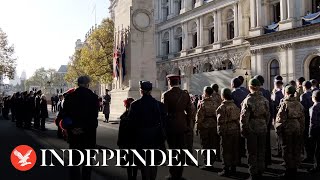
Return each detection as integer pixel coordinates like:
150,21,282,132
154,0,320,94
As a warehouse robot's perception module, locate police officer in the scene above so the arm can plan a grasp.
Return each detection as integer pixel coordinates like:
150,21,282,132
300,81,314,163
240,78,270,180
162,74,192,180
296,77,306,99
217,88,240,176
196,86,220,168
309,90,320,173
63,76,99,180
275,85,305,178
127,81,166,180
254,75,273,166
103,89,111,123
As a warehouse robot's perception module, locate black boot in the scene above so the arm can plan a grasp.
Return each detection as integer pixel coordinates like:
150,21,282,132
218,167,230,177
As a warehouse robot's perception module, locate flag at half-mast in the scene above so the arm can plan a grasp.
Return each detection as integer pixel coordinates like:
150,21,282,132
113,46,120,79
120,41,126,79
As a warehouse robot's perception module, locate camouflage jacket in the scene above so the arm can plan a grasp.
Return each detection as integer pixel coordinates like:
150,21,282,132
240,92,270,136
212,92,222,106
295,86,304,101
275,96,305,135
217,100,240,135
196,97,219,130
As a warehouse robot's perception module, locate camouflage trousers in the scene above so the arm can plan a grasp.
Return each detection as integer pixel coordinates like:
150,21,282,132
246,133,266,176
220,133,240,168
199,127,220,163
282,132,302,169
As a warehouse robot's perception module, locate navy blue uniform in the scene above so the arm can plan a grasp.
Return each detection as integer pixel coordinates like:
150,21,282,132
309,102,320,169
301,91,314,160
232,88,249,109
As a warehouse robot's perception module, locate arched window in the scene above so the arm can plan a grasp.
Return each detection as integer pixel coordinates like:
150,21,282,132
193,32,197,48
210,27,214,44
273,3,281,23
228,21,234,40
162,32,170,55
312,0,320,13
270,59,280,89
175,27,183,52
309,56,320,82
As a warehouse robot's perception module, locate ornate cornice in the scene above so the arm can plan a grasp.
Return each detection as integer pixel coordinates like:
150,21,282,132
246,23,320,47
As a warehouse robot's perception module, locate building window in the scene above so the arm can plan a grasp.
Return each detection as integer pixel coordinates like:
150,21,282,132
163,6,169,20
227,21,234,40
312,0,320,13
273,3,281,23
192,32,197,48
210,27,214,44
178,37,182,51
178,0,182,11
270,59,280,89
162,32,170,55
192,0,196,9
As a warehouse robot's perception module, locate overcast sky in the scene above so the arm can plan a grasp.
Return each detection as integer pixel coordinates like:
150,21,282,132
0,0,109,78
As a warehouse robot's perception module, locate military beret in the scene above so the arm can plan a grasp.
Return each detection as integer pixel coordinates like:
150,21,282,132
275,80,284,85
312,90,320,99
249,78,261,87
139,81,152,91
274,75,283,81
231,78,242,88
203,86,214,95
254,75,265,85
302,81,312,89
166,74,180,80
77,75,91,85
285,85,296,95
221,88,232,97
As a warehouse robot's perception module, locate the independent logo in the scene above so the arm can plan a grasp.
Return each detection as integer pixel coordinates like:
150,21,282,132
10,145,37,171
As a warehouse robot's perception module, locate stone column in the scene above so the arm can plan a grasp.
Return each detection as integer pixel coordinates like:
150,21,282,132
256,0,262,27
171,0,175,16
250,50,258,75
256,50,263,75
181,22,188,56
250,0,257,28
213,11,218,42
197,17,201,47
170,28,175,53
287,0,294,19
199,16,204,46
217,10,222,42
234,3,239,37
238,2,244,36
287,44,295,80
280,0,287,21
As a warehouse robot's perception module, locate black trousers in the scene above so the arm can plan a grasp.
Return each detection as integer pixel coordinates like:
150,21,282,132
305,123,315,160
41,117,46,129
69,129,96,180
312,135,320,168
34,113,40,128
167,133,186,179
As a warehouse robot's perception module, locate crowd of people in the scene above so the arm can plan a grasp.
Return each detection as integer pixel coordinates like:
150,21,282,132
1,90,48,130
1,74,320,180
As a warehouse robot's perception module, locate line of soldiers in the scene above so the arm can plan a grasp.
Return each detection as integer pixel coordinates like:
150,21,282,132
1,90,49,130
193,74,320,180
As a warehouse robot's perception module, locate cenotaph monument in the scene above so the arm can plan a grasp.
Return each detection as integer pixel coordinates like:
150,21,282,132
109,0,160,119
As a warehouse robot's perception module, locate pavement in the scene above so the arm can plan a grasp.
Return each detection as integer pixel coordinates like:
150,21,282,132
0,109,320,180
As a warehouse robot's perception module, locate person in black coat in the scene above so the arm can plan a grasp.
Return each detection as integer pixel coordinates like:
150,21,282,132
34,90,42,129
127,81,166,180
40,95,48,130
118,97,137,180
15,92,24,128
63,76,99,180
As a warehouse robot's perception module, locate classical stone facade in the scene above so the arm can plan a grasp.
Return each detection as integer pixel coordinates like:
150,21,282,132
155,0,320,93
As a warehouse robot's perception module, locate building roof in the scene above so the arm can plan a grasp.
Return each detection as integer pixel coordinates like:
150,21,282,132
57,65,68,73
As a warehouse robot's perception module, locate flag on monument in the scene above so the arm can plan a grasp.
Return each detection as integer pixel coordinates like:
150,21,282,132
113,47,120,79
120,41,126,79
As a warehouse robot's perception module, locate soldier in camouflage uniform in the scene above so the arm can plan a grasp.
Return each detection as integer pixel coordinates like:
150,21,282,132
275,85,305,178
240,78,270,180
217,88,240,177
295,77,305,100
211,84,222,106
196,86,220,168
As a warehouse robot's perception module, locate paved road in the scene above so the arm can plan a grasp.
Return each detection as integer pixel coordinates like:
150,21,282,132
1,111,320,180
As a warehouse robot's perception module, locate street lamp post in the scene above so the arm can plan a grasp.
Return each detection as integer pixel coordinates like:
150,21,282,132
245,71,249,89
